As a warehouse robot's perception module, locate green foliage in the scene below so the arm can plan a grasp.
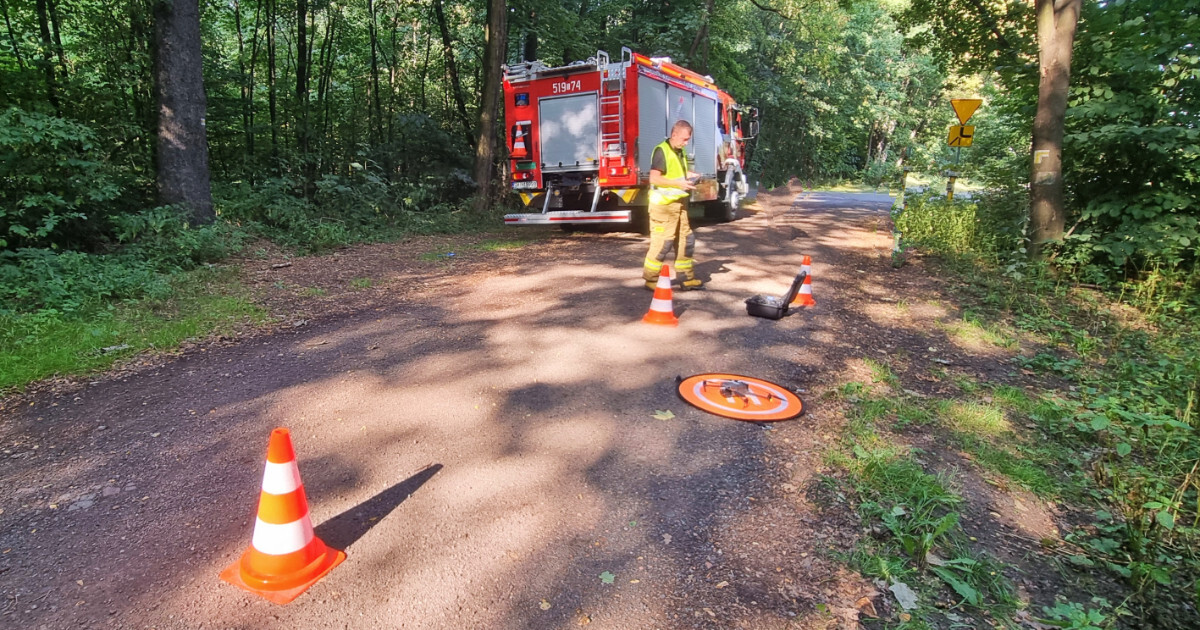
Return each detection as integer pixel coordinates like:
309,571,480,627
0,248,169,315
911,0,1200,281
1059,0,1200,274
933,249,1200,621
747,1,946,185
0,108,130,250
216,164,478,253
899,0,1033,75
1039,599,1111,630
0,267,263,390
0,206,244,316
113,206,244,267
895,193,1019,259
831,383,1017,617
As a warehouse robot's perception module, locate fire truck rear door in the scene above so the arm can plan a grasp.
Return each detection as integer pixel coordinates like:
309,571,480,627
539,93,600,172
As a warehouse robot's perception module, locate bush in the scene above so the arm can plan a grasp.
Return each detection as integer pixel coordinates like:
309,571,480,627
895,190,1030,265
862,161,898,189
0,108,131,250
895,193,982,256
215,164,478,252
0,206,241,315
112,206,244,268
0,248,169,314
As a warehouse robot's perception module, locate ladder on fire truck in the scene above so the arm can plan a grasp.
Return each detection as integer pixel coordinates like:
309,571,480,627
598,48,630,161
586,47,633,213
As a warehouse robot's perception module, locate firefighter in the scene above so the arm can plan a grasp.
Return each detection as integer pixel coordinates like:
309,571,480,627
644,120,702,290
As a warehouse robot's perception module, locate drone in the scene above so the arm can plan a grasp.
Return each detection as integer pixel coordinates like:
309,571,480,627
701,378,777,408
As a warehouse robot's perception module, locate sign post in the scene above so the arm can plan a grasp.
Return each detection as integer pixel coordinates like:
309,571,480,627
946,99,982,201
893,166,913,268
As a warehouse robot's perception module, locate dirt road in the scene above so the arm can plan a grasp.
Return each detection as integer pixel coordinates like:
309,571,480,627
1,185,904,629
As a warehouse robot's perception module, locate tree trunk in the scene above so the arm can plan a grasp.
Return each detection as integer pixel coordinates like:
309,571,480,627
562,0,588,64
523,29,536,62
367,0,383,144
420,29,431,111
153,0,214,225
1,0,25,70
47,0,66,74
522,8,537,63
296,0,312,190
317,8,337,159
233,0,252,165
687,0,715,69
433,0,473,148
247,0,262,165
472,0,506,212
125,2,155,169
267,0,279,166
1028,0,1081,258
35,0,59,112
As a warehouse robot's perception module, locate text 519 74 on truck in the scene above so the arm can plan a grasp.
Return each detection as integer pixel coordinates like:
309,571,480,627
501,48,758,227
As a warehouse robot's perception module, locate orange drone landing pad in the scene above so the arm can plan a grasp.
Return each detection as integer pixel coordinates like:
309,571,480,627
677,374,804,421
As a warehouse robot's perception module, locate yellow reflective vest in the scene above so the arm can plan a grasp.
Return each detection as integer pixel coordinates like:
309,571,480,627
648,140,689,205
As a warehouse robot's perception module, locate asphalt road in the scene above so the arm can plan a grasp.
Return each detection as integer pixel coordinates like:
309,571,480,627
0,187,898,629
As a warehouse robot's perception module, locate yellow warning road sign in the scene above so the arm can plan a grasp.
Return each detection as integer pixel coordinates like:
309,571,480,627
950,98,982,124
948,125,975,147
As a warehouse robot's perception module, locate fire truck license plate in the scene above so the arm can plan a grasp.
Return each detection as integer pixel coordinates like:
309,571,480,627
511,181,539,190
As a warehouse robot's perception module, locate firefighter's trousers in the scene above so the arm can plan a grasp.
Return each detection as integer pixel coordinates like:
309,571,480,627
643,200,696,282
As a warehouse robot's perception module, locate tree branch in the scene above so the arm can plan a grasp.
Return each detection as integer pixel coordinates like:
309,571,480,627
745,0,794,21
962,0,1013,51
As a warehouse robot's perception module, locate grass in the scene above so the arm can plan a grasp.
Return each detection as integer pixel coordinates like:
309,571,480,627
938,400,1011,437
0,223,543,393
0,267,265,391
847,195,1200,622
939,312,1018,350
823,309,1103,624
959,436,1064,497
827,379,1019,623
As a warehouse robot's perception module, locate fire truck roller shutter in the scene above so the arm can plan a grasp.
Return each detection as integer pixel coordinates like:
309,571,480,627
692,94,718,177
666,85,693,155
539,93,600,171
637,75,668,174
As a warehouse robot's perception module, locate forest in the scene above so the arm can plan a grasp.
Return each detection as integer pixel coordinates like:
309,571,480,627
1,0,1194,275
1,0,1199,625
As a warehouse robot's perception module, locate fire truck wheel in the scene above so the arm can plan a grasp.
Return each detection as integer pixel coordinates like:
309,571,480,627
725,190,741,221
630,209,649,234
702,198,738,223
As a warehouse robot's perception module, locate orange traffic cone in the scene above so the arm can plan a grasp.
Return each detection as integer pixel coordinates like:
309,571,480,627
642,265,679,326
791,255,816,307
512,127,528,159
220,428,346,604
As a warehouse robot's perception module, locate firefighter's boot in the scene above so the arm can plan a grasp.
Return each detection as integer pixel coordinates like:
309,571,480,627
682,278,704,290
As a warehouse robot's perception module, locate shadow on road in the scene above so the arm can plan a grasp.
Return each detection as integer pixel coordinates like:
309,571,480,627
315,463,443,551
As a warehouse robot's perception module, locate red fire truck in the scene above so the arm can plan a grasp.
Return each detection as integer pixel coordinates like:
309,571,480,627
501,48,757,226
